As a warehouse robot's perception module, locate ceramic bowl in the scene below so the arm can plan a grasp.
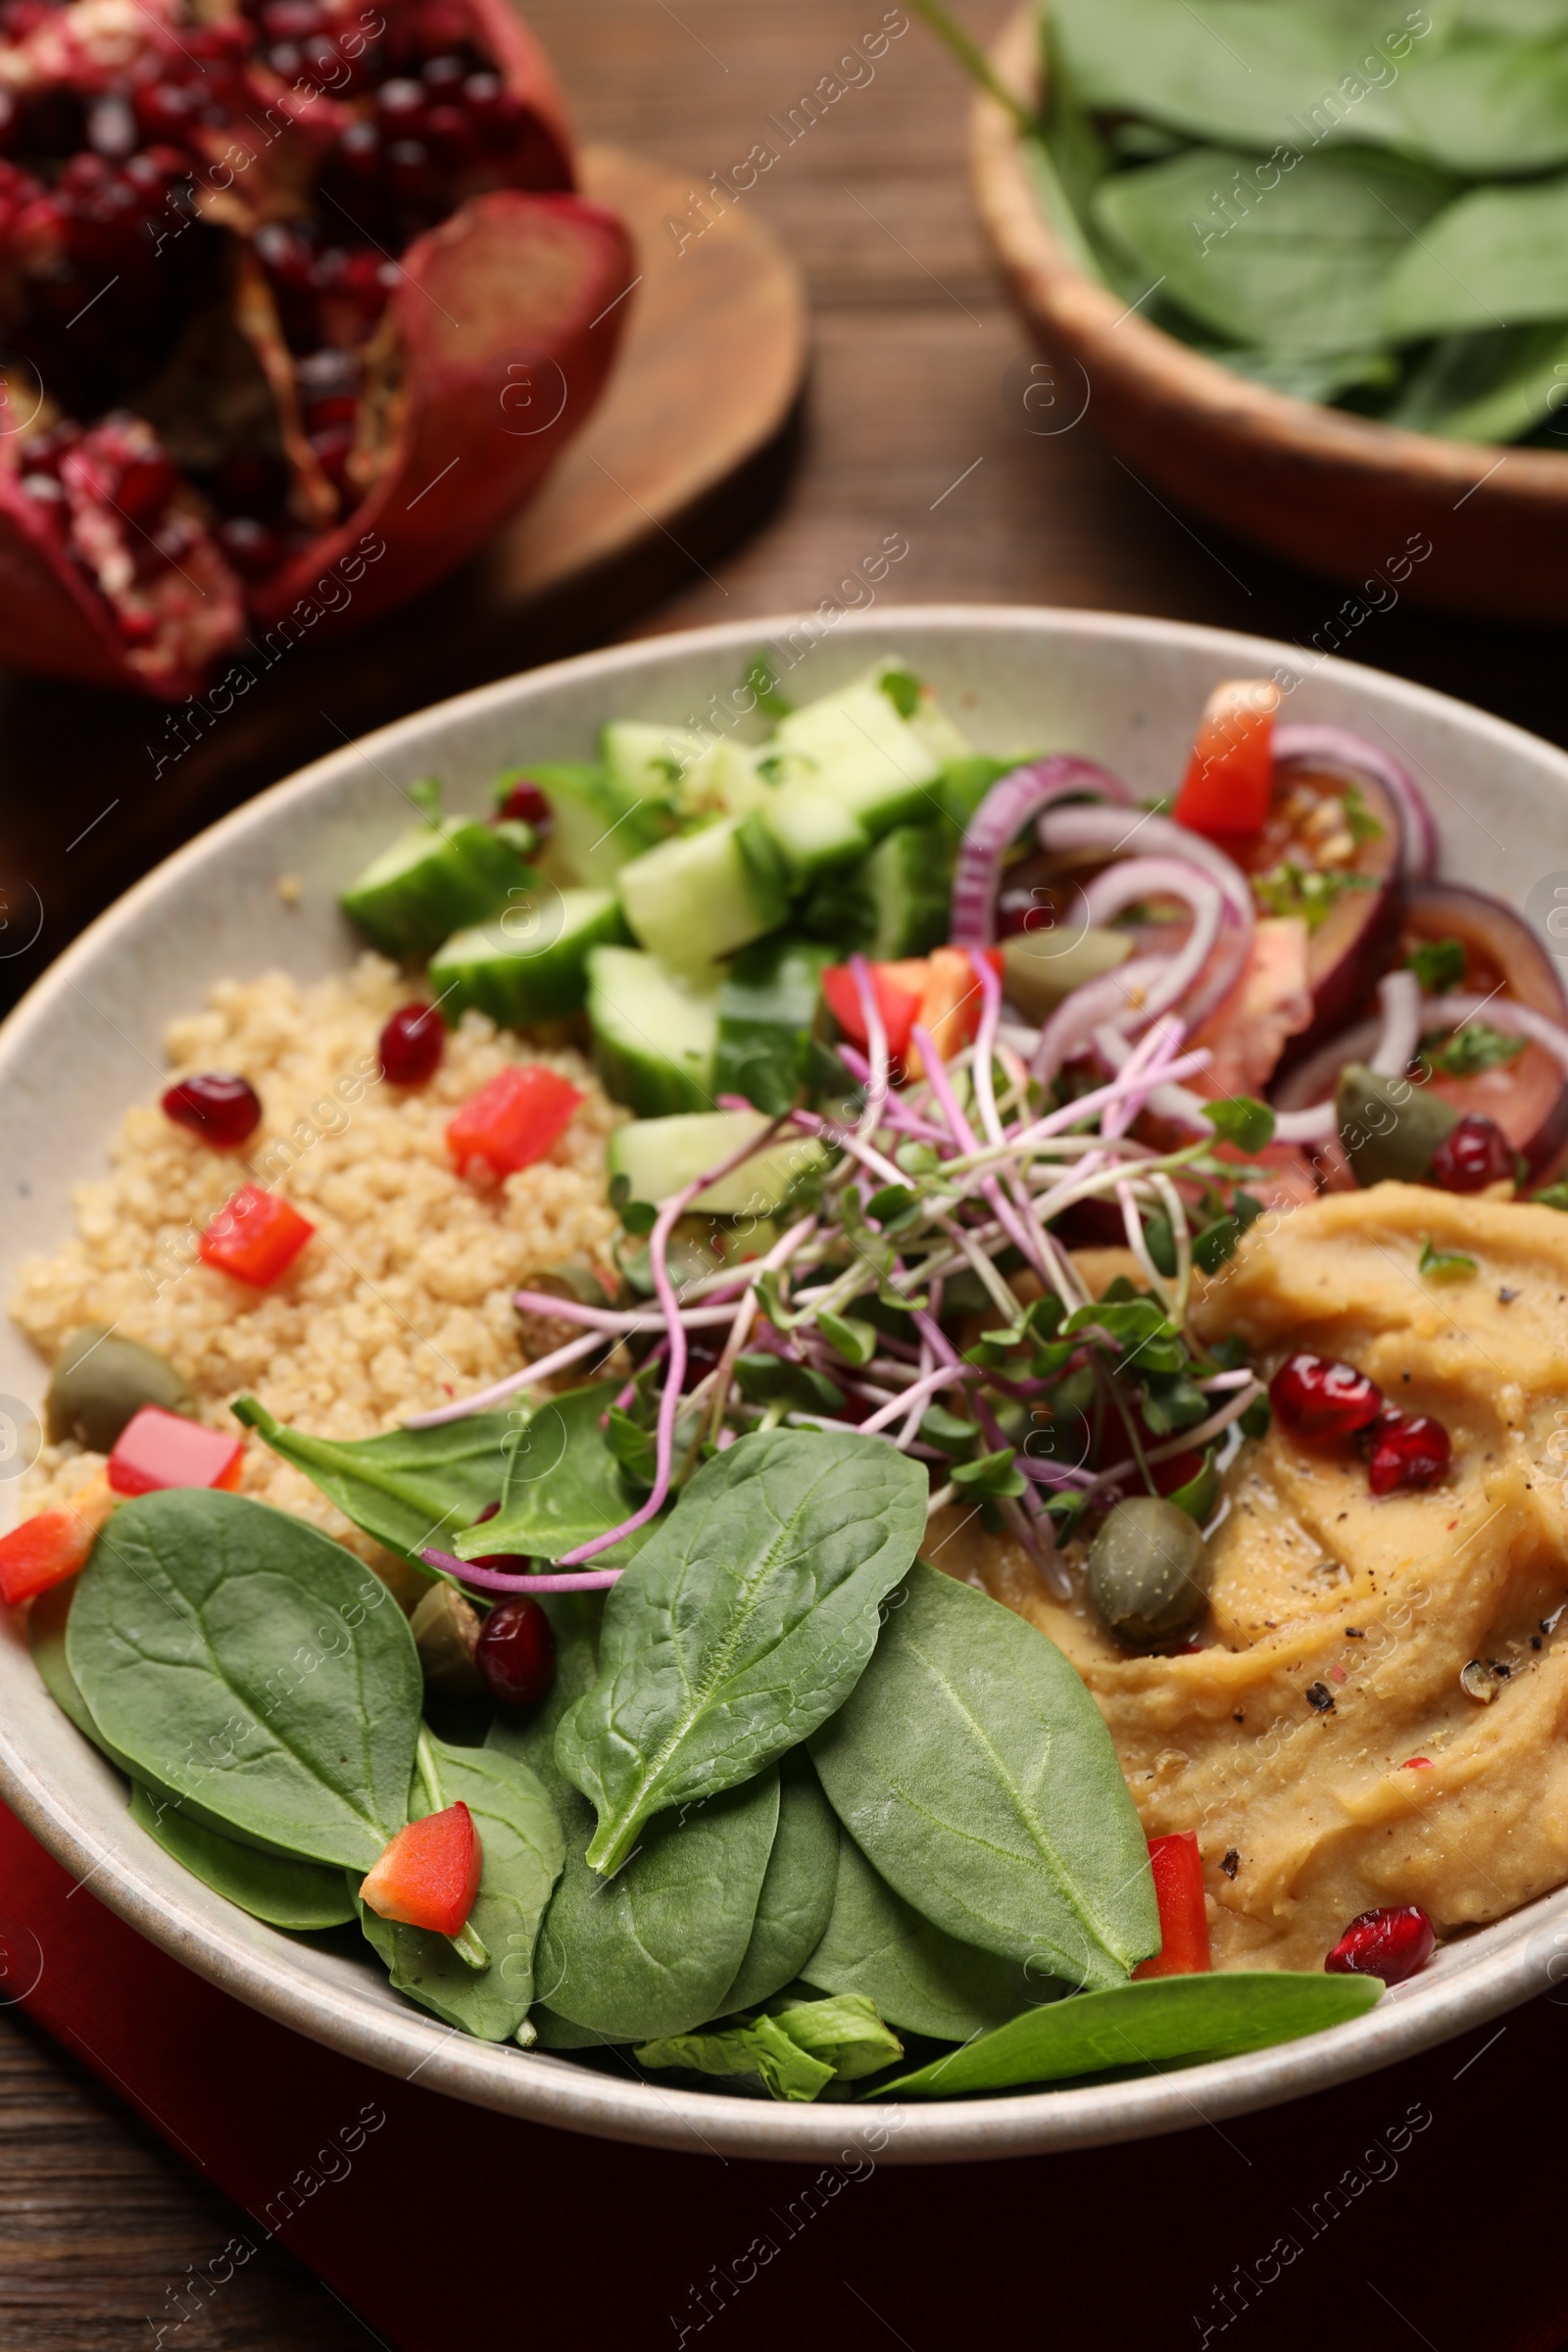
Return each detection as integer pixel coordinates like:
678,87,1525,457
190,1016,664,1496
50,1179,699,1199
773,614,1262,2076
970,10,1568,626
4,606,1567,2162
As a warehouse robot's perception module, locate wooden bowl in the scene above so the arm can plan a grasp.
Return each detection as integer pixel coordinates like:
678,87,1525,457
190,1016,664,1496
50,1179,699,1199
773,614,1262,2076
971,8,1568,624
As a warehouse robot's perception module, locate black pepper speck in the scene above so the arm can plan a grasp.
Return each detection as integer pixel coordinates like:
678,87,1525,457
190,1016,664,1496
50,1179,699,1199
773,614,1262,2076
1305,1681,1336,1713
1221,1848,1240,1879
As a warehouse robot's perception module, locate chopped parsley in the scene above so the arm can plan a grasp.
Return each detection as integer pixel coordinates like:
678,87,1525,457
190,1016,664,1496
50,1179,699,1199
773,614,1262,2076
1343,783,1384,846
1420,1021,1525,1078
743,651,792,719
1419,1236,1477,1282
1408,936,1467,994
878,665,922,719
1253,862,1376,930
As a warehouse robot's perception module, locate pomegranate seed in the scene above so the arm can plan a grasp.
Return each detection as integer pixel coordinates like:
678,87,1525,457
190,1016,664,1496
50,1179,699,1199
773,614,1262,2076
996,886,1052,938
1429,1112,1514,1194
376,76,427,127
378,1001,444,1087
336,117,381,177
116,450,179,524
1324,1905,1434,1984
217,514,288,580
495,777,553,837
1364,1408,1450,1495
1269,1353,1384,1447
421,52,467,91
475,1593,556,1707
162,1071,263,1149
1401,1757,1433,1770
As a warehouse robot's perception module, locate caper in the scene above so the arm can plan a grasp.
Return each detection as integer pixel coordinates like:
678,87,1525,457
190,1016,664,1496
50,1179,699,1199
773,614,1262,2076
1335,1062,1457,1188
1086,1495,1212,1646
410,1580,485,1699
46,1326,193,1452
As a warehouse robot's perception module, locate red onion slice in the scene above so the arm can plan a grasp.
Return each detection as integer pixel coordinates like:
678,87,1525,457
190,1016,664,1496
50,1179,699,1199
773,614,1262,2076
950,757,1132,948
1273,722,1436,879
1268,972,1422,1142
1422,992,1568,1072
1080,857,1223,1022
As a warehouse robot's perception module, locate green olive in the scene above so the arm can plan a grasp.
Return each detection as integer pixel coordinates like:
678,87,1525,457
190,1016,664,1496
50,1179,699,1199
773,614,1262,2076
1086,1495,1212,1647
410,1580,485,1699
46,1326,193,1452
1336,1061,1458,1188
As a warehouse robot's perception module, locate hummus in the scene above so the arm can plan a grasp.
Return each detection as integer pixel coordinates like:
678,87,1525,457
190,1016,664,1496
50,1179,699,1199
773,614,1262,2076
938,1184,1568,1972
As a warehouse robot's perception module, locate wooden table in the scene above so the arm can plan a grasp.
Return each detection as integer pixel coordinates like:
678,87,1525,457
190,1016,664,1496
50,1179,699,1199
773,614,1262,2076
3,2,1565,2340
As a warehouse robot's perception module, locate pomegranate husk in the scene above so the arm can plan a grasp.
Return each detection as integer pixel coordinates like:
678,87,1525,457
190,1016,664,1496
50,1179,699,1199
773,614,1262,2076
0,1,624,698
249,190,634,635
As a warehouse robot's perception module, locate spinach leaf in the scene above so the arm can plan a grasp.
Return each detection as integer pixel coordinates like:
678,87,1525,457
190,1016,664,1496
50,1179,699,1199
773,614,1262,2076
1392,33,1568,178
1052,0,1373,154
1093,147,1453,355
127,1783,356,1932
720,1750,840,2013
555,1429,927,1874
1392,319,1568,441
532,1769,780,2043
801,1825,1054,2042
1384,173,1568,336
873,1971,1382,2097
450,1380,640,1565
357,1737,564,2041
230,1396,515,1565
810,1561,1159,1989
67,1491,421,1871
636,1992,903,2102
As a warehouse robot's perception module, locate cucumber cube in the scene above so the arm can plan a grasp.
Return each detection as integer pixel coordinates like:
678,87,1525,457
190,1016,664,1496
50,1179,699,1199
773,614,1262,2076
587,947,720,1117
616,814,791,969
773,676,941,838
607,1109,828,1214
527,762,673,890
601,721,705,803
340,806,535,958
430,889,630,1026
803,822,955,960
758,777,869,883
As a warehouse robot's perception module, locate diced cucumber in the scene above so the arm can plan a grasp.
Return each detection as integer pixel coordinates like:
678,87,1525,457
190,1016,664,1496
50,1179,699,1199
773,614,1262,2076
758,777,870,883
340,786,535,959
608,1109,828,1214
525,762,674,890
430,890,630,1026
678,738,772,820
616,815,791,969
713,936,834,1115
587,946,720,1116
803,822,955,961
1002,926,1133,1020
601,721,704,803
772,672,941,838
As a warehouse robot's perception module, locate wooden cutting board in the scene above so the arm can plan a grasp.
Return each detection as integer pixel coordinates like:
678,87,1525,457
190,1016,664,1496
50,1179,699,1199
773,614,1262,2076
0,144,808,1015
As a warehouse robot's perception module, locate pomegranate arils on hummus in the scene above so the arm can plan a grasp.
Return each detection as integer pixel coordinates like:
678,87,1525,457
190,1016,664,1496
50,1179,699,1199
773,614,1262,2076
1324,1906,1435,1984
0,0,632,695
1364,1409,1451,1496
1269,1352,1384,1446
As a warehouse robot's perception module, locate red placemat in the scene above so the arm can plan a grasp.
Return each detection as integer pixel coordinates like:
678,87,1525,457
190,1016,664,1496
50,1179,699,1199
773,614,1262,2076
4,1790,1565,2352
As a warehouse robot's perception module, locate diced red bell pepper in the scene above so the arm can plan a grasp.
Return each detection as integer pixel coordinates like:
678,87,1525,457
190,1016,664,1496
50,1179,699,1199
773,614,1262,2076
447,1064,584,1179
108,1405,245,1498
1133,1830,1212,1979
1173,678,1281,839
822,962,925,1064
360,1800,483,1936
0,1471,118,1606
198,1183,316,1287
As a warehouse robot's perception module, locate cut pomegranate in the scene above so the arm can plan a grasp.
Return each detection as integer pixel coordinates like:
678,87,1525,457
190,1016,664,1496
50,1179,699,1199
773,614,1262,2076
0,1471,117,1605
198,1183,315,1285
378,1001,443,1087
1269,1353,1384,1447
1427,1113,1515,1195
446,1063,582,1177
474,1592,556,1706
1132,1831,1211,1979
162,1071,263,1149
1364,1409,1450,1496
0,0,633,697
1324,1904,1434,1984
360,1799,482,1936
107,1405,245,1496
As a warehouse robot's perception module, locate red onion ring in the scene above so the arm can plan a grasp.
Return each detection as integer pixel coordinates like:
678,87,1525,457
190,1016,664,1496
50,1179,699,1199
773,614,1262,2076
1273,722,1435,878
1268,971,1423,1142
950,757,1132,948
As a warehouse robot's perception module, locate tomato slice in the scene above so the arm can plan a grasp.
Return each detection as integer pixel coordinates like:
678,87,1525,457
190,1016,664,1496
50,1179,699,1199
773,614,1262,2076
1173,679,1281,838
199,1184,316,1287
821,962,925,1064
447,1065,584,1178
108,1406,245,1497
360,1801,483,1936
0,1473,117,1605
1133,1830,1212,1978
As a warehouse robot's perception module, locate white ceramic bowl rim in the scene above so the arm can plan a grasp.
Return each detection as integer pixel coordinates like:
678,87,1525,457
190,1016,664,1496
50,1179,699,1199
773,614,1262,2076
4,604,1568,2165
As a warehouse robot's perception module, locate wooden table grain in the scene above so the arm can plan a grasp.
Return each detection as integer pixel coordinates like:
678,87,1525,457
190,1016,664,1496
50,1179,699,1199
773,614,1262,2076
3,1,1566,2341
